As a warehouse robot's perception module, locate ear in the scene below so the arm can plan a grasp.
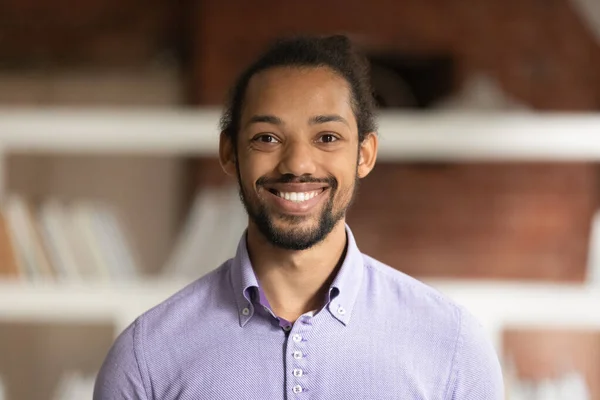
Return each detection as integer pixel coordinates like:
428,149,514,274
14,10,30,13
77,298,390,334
219,131,237,177
357,132,378,178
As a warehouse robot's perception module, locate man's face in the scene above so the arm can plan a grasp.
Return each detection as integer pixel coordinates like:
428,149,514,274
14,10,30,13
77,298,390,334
230,66,368,250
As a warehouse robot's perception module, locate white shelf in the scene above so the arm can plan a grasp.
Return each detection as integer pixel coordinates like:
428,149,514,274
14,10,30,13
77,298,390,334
1,277,599,353
1,278,599,333
428,279,600,329
427,279,600,353
0,108,221,155
377,112,600,161
1,108,600,160
0,279,188,332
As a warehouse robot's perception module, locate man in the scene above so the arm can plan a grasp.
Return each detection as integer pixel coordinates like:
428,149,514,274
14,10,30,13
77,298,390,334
94,35,503,399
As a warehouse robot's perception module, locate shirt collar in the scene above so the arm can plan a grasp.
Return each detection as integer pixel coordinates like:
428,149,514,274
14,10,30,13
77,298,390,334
229,224,365,327
325,225,364,325
229,230,259,327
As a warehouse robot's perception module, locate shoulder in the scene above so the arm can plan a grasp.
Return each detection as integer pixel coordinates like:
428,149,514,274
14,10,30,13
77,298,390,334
362,254,462,323
448,307,504,399
361,254,503,399
95,261,234,399
94,317,149,399
117,260,233,357
138,260,234,334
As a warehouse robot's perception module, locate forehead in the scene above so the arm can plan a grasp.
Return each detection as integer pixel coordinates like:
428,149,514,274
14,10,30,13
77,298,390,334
241,66,356,127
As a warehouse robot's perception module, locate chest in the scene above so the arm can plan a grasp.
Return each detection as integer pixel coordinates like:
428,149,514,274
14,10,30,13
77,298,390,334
148,321,451,400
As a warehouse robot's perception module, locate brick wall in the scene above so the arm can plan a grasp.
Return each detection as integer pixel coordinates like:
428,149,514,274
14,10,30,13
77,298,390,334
0,0,178,67
191,0,600,281
504,328,600,399
192,0,600,108
349,162,597,281
2,0,599,281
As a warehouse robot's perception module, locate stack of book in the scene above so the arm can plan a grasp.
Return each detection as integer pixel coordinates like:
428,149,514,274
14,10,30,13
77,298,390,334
0,374,5,400
0,196,139,282
52,371,95,400
504,362,591,400
163,185,247,279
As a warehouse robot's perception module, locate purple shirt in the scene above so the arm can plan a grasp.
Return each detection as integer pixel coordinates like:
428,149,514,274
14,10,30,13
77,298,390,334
94,226,503,399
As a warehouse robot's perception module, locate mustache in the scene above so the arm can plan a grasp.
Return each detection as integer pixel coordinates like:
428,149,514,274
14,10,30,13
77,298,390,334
256,174,338,189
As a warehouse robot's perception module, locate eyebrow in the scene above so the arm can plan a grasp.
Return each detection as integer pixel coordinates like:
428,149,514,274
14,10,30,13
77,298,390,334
245,113,350,128
246,115,283,127
309,114,349,127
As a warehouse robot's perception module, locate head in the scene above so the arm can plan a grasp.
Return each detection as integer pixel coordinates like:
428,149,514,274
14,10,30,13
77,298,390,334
219,34,378,250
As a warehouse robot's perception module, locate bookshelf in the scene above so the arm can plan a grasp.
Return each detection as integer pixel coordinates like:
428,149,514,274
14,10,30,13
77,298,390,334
1,108,600,160
1,107,600,399
1,108,599,329
0,279,187,333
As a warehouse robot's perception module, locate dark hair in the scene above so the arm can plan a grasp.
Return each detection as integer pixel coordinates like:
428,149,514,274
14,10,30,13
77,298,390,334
219,34,377,147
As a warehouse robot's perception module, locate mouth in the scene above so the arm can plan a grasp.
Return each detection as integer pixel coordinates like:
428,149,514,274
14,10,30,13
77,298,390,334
266,188,326,203
261,185,329,215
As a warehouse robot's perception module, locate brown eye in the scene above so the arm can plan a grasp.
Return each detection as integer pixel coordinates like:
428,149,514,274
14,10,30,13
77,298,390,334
318,134,338,143
253,134,280,143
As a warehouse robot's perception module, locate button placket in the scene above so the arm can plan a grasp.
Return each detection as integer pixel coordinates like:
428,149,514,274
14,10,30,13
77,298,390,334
287,323,310,396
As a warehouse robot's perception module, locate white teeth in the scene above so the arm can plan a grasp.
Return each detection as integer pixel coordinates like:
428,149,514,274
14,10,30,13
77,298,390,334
277,191,320,203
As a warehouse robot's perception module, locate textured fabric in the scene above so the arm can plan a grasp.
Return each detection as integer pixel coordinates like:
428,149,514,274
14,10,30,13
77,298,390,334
94,226,504,400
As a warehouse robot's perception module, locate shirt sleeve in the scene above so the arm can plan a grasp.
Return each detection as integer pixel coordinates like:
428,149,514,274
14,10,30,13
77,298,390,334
93,319,149,400
447,307,504,400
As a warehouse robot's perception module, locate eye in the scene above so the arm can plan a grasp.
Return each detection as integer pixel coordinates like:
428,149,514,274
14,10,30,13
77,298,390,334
317,134,339,143
253,134,280,143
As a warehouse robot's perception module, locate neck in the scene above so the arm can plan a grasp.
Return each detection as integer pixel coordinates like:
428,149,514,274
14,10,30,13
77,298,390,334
246,220,348,323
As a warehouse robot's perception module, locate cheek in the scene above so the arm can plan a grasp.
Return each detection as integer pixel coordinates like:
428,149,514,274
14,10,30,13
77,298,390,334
236,158,260,185
333,170,358,199
239,153,277,181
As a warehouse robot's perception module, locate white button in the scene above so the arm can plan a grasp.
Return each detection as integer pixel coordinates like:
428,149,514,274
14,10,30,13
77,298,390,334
292,334,302,343
283,325,292,332
293,385,303,394
337,306,346,315
293,350,303,360
293,368,303,377
241,307,250,316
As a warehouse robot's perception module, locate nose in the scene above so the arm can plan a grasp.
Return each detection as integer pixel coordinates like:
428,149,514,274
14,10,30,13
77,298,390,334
277,140,317,177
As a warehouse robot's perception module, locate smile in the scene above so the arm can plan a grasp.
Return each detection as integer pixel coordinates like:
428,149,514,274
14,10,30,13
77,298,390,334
269,189,325,203
263,185,328,215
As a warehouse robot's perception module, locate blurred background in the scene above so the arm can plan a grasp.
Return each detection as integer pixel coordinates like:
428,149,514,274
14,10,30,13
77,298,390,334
1,0,600,399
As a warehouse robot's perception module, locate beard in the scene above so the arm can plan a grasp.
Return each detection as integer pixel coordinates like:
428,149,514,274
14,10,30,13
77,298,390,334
236,168,359,251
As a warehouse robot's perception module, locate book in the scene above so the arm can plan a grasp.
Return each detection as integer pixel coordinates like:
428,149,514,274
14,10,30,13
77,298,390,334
64,203,97,279
4,196,47,281
163,185,246,279
0,208,22,279
70,202,112,281
586,209,600,286
94,204,139,280
27,203,57,280
52,371,95,400
38,200,81,281
0,195,140,283
0,374,5,400
214,185,247,269
163,187,220,279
